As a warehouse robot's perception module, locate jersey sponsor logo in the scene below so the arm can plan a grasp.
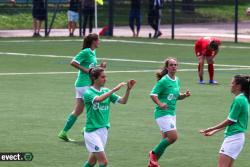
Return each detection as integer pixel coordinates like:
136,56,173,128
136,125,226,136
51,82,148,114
93,102,109,110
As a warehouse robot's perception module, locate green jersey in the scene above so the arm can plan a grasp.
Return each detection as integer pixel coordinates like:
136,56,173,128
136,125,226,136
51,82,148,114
150,74,180,119
83,87,121,132
224,93,249,138
72,48,97,87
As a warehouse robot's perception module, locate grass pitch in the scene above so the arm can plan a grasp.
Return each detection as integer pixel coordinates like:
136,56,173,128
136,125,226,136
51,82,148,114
0,37,250,167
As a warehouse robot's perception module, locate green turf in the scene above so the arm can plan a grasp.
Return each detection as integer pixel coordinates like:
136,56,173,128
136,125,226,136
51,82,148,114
0,37,250,167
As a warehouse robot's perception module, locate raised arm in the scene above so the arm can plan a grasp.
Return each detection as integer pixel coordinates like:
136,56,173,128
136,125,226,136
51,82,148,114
94,82,127,103
119,80,136,104
178,89,191,100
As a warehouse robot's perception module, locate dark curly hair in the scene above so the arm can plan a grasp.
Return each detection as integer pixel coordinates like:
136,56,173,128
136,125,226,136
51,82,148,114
234,74,250,103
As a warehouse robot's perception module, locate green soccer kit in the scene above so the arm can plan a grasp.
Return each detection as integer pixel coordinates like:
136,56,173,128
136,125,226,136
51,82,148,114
150,74,180,119
72,48,97,87
224,93,249,138
83,87,121,132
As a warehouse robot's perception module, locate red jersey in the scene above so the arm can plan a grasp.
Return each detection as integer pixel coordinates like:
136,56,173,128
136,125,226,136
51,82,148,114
194,37,221,57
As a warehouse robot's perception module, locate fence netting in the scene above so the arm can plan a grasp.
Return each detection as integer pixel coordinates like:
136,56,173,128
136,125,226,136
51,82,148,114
0,0,249,42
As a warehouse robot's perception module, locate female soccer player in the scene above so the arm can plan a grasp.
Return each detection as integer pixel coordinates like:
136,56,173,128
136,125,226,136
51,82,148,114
82,67,136,167
148,57,191,167
58,33,106,141
200,75,250,167
194,37,221,84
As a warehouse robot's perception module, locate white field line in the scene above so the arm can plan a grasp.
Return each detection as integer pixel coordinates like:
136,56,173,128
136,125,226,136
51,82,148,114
0,68,250,76
0,39,250,50
101,39,250,50
0,52,250,68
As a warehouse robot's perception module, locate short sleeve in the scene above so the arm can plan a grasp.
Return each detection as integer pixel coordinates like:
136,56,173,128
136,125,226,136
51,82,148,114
150,80,163,96
72,50,88,64
83,90,96,104
228,100,240,122
110,93,121,104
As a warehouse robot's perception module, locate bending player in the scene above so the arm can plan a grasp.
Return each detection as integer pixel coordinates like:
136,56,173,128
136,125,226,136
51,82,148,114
194,37,221,84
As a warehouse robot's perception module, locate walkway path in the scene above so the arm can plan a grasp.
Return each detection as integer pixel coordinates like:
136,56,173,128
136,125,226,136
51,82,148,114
1,22,250,42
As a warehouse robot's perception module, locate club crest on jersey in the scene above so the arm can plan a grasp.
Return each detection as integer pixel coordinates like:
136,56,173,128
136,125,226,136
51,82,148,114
95,145,99,151
170,124,175,128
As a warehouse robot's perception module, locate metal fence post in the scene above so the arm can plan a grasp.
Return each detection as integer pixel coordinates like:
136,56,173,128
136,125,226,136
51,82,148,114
234,0,238,43
171,0,175,40
108,0,113,36
44,0,48,37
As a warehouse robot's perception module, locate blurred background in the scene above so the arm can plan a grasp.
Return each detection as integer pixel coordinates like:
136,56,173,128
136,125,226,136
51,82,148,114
0,0,250,42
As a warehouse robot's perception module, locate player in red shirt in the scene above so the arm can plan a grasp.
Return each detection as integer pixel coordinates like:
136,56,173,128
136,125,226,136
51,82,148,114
194,37,221,84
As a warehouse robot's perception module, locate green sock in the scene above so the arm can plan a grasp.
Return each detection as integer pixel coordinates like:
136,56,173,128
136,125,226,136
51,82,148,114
62,114,77,132
99,164,107,167
152,138,170,160
83,161,95,167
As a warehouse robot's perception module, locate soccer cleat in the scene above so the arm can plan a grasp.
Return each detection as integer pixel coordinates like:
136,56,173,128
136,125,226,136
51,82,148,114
198,80,205,84
157,31,162,38
58,131,74,142
148,151,160,167
209,80,218,84
148,161,160,167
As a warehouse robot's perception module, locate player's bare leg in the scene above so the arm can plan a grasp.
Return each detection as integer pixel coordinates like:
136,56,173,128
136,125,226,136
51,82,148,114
217,153,234,167
206,56,217,84
197,56,205,84
94,151,108,167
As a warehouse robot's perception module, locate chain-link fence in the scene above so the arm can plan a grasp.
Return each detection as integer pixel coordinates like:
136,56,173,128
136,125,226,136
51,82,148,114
0,0,250,42
113,0,250,42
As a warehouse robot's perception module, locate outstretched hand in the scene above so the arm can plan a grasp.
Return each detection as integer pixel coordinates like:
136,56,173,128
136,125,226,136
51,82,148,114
100,62,107,69
185,89,191,97
127,79,136,90
199,128,216,136
112,82,127,92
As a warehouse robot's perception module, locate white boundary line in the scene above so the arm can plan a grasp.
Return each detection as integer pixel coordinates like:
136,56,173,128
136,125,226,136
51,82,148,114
0,68,250,76
0,52,250,68
0,39,250,49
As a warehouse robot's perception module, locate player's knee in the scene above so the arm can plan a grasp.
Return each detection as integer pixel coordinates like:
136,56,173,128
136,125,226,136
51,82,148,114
100,161,108,166
208,60,214,64
72,109,82,116
168,135,178,144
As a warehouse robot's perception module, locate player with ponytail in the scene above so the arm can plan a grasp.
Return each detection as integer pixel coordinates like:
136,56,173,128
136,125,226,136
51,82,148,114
200,75,250,167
